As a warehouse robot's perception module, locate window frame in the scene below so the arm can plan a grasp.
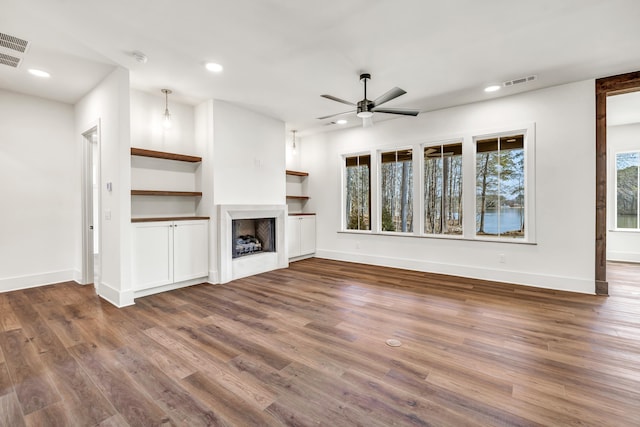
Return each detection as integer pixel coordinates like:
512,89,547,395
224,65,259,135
613,149,640,231
377,146,415,235
342,151,373,233
472,124,536,243
421,139,465,237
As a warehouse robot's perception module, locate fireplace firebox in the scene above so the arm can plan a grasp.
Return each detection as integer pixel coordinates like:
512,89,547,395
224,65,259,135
232,218,276,258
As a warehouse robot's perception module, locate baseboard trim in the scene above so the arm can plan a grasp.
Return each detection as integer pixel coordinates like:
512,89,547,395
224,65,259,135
97,282,135,308
0,270,76,293
289,254,315,263
208,269,219,284
595,280,609,295
607,251,640,263
314,249,596,294
133,277,209,300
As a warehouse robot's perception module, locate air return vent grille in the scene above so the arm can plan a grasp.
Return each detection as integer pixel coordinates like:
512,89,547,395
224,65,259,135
0,33,30,53
503,75,537,87
0,52,21,68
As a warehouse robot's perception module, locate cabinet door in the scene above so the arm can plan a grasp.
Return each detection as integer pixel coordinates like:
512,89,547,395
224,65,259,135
173,220,209,282
299,216,316,256
287,216,301,258
132,222,173,290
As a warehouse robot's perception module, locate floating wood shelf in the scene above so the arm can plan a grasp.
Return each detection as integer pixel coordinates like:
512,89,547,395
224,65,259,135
286,195,310,200
131,190,203,197
131,216,210,223
288,212,316,216
131,147,202,163
286,170,309,177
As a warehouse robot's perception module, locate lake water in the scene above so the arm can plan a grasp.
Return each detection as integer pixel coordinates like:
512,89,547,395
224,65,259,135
477,207,524,234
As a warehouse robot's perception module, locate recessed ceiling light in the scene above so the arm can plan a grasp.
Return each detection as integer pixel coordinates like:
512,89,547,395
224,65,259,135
205,62,223,73
484,85,501,93
336,119,347,125
28,68,50,78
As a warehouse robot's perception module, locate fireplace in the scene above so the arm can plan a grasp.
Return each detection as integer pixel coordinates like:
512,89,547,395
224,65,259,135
218,204,287,283
232,218,276,258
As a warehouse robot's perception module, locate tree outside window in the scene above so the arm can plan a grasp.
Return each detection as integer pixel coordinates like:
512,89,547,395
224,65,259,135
424,143,463,235
345,155,371,230
476,134,525,238
616,151,639,229
381,149,413,232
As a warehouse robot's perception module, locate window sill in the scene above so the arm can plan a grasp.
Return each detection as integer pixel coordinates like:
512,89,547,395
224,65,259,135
337,230,536,245
609,228,640,233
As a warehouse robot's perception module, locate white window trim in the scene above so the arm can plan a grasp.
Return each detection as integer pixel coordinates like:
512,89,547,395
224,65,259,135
377,145,415,234
338,123,536,246
420,139,465,237
471,123,536,243
341,151,374,232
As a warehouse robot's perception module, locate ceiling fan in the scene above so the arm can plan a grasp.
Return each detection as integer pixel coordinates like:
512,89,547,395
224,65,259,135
318,73,419,126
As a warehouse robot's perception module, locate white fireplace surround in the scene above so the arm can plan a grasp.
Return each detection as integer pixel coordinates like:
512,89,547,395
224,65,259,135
218,204,288,283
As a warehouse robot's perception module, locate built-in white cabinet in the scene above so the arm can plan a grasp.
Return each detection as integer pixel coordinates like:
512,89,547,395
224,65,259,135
132,219,208,293
287,214,316,259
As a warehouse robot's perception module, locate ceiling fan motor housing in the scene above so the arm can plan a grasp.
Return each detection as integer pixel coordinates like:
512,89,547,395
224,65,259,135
357,99,373,117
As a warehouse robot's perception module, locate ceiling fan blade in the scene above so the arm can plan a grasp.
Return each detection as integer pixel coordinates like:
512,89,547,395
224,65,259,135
317,110,354,120
321,94,356,106
372,87,406,107
371,107,420,116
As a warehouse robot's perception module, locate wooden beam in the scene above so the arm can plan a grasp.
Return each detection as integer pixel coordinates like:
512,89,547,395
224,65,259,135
594,70,640,296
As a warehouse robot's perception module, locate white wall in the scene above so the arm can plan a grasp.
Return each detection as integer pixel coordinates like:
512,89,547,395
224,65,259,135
75,67,132,306
0,89,78,291
607,123,640,262
195,100,216,281
285,130,302,171
302,79,597,294
130,89,196,154
211,100,286,205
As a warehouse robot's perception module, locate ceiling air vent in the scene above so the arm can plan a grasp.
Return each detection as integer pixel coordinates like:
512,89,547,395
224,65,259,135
503,75,537,87
0,32,30,53
0,52,21,68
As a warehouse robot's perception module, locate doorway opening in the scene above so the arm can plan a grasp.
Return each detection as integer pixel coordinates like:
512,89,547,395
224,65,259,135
595,71,640,295
81,124,101,288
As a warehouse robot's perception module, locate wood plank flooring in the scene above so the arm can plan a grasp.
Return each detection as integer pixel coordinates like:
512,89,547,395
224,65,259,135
1,259,640,426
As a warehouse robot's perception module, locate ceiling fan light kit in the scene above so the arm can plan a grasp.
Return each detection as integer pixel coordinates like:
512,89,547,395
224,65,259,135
320,72,419,126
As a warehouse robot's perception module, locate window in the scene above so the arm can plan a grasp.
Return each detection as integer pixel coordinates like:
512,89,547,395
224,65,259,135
476,134,525,238
380,149,413,232
424,143,463,235
345,154,371,230
616,151,639,229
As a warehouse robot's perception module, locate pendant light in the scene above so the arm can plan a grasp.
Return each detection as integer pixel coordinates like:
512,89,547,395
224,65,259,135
161,89,172,129
291,130,297,155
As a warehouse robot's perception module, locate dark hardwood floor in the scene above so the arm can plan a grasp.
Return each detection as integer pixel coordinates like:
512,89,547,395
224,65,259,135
1,258,640,426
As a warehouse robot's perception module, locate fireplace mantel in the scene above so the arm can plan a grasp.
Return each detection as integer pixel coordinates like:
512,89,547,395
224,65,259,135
217,204,288,283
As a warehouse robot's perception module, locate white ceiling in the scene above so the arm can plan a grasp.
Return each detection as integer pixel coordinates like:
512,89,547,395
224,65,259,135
2,0,640,134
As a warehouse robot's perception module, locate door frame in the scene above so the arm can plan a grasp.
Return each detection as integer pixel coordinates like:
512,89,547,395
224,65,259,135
595,71,640,295
81,120,102,286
